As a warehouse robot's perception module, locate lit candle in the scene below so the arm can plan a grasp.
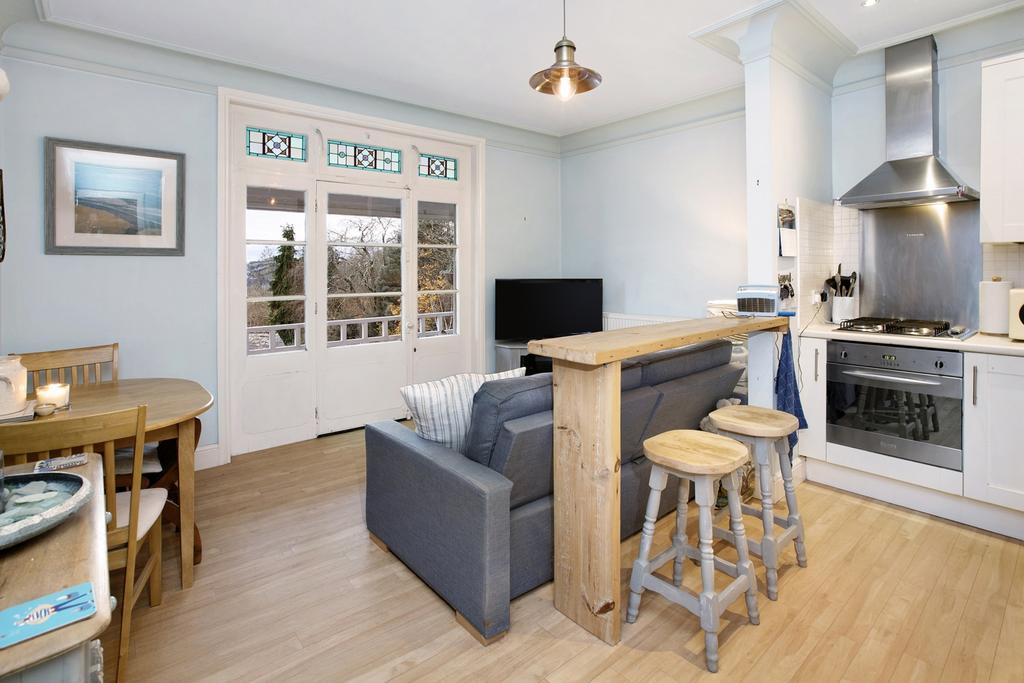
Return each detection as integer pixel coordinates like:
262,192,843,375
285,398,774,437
35,383,70,410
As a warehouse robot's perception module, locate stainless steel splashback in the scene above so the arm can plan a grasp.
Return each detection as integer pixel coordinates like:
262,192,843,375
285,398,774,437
860,203,981,326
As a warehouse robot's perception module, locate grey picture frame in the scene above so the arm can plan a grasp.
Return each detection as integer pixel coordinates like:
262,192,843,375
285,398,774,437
44,137,186,256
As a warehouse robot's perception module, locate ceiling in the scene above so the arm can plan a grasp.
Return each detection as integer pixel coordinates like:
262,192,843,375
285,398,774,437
34,0,1024,137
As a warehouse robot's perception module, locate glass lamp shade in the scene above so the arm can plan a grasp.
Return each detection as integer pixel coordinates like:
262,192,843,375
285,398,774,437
529,38,601,100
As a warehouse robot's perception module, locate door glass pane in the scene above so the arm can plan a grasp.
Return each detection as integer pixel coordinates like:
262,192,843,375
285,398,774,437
417,247,455,291
327,246,401,294
246,188,306,240
326,194,402,244
417,201,456,244
246,187,306,354
326,295,402,346
417,201,457,338
247,245,305,297
325,193,404,346
418,294,455,337
247,301,305,353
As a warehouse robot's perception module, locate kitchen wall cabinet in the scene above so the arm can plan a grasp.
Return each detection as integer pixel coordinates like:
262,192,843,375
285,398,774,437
963,352,1024,512
981,52,1024,243
797,337,827,461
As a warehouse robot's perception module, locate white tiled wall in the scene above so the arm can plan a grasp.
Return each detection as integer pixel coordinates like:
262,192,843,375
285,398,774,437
795,199,863,330
983,244,1024,288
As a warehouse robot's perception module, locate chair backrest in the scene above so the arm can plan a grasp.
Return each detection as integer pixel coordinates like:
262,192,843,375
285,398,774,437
16,343,119,392
0,405,148,552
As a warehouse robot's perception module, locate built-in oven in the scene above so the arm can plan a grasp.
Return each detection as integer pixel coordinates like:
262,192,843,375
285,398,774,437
826,341,963,471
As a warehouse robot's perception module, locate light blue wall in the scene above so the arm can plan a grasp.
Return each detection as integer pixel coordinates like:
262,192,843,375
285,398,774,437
484,146,561,368
0,21,563,445
559,111,748,318
0,58,221,443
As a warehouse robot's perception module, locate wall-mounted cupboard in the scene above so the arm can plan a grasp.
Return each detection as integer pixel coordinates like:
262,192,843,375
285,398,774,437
981,51,1024,243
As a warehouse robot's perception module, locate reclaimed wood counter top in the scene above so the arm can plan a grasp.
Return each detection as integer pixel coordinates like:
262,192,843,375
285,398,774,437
527,315,788,645
528,316,790,365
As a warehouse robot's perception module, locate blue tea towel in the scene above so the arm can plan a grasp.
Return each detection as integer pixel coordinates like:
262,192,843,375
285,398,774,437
775,331,808,456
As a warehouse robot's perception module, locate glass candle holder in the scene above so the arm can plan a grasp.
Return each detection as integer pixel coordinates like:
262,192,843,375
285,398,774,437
36,383,71,410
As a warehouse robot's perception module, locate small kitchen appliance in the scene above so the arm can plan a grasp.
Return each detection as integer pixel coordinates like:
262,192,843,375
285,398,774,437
736,285,780,317
1010,289,1024,341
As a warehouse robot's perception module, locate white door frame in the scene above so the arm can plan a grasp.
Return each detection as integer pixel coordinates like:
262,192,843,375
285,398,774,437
217,88,487,462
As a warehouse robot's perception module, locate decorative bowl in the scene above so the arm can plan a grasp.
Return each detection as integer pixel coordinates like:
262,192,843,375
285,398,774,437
0,472,92,550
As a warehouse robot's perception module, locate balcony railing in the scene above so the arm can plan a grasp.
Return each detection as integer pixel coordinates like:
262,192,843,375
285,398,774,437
247,312,455,353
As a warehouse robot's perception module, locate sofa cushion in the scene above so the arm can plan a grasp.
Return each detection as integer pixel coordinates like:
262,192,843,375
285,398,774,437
621,360,644,391
639,340,734,386
464,373,553,466
643,362,746,442
620,386,661,463
401,368,526,453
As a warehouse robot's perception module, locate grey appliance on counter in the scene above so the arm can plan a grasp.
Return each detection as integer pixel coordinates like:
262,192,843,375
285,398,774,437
826,340,963,472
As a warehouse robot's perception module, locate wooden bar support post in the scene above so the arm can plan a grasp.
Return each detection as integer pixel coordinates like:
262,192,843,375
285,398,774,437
552,358,622,645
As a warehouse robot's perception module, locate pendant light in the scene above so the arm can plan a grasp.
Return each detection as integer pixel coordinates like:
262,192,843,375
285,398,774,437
529,0,601,101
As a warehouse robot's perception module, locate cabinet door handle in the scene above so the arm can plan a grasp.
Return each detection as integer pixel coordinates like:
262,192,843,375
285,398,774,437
972,365,978,406
814,348,819,382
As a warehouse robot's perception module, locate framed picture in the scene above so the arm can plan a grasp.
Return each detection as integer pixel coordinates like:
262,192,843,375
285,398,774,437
45,138,185,256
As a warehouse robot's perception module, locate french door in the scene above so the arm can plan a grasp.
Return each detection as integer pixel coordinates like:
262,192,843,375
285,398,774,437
312,181,472,433
227,101,479,454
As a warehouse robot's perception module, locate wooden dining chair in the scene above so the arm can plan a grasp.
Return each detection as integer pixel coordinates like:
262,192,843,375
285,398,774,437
17,342,119,391
15,342,203,563
0,406,164,682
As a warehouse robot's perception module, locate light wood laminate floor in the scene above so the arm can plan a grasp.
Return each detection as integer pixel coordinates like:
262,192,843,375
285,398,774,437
104,428,1024,682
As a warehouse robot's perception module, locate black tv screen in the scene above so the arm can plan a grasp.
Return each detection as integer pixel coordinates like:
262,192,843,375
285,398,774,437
495,278,603,341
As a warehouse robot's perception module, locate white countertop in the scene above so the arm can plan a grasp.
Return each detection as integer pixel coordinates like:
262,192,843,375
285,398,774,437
801,322,1024,357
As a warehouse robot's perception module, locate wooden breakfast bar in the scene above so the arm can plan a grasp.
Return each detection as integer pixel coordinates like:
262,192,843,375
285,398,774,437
528,316,789,644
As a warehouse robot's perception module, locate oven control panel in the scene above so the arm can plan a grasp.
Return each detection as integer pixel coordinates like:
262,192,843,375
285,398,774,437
827,340,963,377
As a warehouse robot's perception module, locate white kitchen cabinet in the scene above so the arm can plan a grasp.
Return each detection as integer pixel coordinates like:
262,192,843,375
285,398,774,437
963,352,1024,512
981,52,1024,243
796,337,827,461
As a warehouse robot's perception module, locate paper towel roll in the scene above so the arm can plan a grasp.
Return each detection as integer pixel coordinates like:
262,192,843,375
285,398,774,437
980,278,1014,334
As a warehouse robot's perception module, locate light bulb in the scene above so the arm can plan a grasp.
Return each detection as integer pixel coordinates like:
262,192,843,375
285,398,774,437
556,75,576,102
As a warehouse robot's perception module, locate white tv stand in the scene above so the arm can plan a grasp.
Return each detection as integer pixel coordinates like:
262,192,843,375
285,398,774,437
494,340,530,372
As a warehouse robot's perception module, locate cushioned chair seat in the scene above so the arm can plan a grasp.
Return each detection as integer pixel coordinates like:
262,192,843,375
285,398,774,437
114,488,168,541
114,444,163,475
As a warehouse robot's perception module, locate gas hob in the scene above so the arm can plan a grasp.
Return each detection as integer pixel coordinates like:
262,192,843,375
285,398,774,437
836,317,976,340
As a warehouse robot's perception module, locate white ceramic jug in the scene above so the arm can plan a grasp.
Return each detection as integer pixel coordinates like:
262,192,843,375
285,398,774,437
0,355,28,415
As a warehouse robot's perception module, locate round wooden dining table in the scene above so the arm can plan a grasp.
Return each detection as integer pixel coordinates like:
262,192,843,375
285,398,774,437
33,378,213,589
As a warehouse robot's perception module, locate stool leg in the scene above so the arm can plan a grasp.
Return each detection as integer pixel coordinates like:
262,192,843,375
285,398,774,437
723,470,759,626
627,465,669,624
694,475,720,673
776,438,808,568
754,439,779,600
672,478,689,587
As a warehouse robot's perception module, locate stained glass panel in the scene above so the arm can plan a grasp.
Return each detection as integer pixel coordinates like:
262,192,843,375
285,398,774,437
246,127,307,162
327,140,402,174
418,153,458,181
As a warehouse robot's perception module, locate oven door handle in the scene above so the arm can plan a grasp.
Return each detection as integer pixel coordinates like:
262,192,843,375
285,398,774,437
840,370,942,387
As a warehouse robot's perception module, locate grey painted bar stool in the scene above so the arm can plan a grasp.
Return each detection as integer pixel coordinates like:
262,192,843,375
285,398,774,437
708,405,807,601
626,429,760,674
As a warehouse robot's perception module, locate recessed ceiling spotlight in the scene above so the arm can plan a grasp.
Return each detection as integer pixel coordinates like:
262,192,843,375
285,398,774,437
862,0,879,6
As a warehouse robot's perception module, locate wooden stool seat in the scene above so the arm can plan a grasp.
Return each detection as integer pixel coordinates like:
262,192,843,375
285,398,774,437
708,404,799,438
643,430,748,474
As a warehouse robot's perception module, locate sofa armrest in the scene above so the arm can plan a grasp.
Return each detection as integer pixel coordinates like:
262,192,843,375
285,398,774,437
365,421,513,639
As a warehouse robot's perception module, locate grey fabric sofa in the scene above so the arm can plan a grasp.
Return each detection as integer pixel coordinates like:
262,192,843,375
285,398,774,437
365,340,743,641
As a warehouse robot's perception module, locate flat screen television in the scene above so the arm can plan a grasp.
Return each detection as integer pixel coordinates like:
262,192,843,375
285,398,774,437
495,278,603,341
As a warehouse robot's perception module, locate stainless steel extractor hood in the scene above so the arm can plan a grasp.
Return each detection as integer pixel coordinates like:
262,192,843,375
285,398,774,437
840,36,979,209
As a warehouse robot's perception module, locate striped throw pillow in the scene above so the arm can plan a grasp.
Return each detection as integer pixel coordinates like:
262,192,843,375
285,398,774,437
400,368,526,453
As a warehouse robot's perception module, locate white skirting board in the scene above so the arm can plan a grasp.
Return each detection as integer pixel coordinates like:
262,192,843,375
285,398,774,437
805,458,1024,542
195,443,227,471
